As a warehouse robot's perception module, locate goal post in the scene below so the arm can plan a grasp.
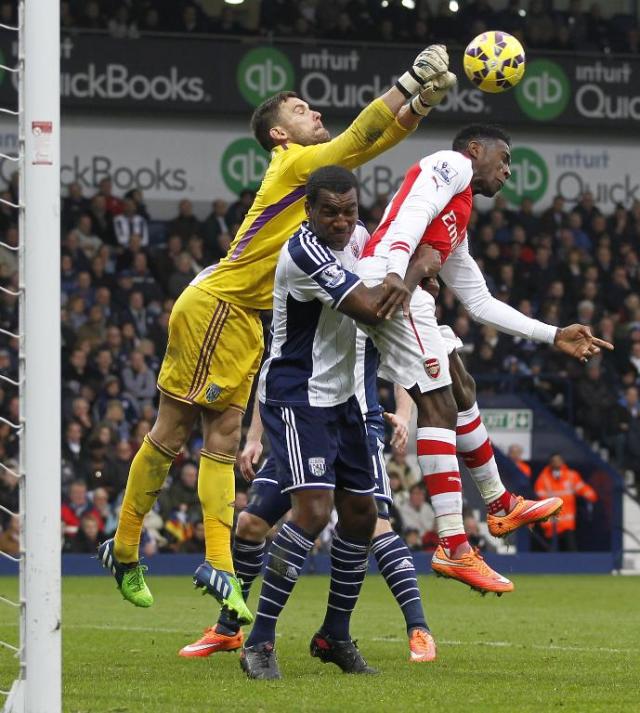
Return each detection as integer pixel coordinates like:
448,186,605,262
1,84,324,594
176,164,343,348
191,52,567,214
3,0,61,711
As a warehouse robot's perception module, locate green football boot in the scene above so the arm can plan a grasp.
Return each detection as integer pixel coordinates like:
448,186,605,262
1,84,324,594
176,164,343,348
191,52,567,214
98,538,154,608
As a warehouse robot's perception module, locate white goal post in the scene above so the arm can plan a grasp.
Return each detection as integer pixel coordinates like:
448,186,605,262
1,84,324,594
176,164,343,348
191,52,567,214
2,1,61,711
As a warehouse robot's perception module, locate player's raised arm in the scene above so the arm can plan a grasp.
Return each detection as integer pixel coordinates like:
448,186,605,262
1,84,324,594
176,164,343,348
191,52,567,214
289,45,452,180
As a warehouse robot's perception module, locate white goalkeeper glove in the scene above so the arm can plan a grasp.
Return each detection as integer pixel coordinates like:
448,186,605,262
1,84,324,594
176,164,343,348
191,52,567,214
396,44,449,99
410,71,457,115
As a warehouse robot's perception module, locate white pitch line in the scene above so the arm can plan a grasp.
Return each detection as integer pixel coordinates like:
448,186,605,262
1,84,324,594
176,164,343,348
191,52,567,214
43,625,638,654
371,637,635,655
59,623,285,639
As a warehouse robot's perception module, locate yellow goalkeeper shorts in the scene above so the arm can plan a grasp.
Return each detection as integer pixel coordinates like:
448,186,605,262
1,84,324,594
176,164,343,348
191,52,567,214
157,285,263,412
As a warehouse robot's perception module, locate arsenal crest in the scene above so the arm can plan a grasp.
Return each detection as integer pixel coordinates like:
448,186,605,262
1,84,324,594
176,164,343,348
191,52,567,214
424,358,440,379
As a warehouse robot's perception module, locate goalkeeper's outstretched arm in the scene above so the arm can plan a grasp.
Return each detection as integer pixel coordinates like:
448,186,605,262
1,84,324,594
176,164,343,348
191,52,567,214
293,45,456,177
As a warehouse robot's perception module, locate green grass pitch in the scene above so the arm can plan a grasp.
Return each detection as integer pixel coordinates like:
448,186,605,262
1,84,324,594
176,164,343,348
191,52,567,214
0,574,638,712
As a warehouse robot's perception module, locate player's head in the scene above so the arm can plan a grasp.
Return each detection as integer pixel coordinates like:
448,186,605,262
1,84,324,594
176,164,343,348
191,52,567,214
251,91,330,151
305,166,358,250
452,124,511,197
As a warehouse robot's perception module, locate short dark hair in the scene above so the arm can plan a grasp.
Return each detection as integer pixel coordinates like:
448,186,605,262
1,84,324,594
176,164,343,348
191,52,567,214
306,166,358,207
250,91,298,151
452,124,511,152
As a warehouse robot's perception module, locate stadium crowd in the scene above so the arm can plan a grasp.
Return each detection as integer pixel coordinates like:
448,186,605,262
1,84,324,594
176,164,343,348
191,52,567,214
0,167,638,555
1,0,633,54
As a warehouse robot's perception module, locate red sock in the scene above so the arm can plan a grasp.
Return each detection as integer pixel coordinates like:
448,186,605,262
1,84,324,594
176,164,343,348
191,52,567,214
487,490,515,515
440,533,469,558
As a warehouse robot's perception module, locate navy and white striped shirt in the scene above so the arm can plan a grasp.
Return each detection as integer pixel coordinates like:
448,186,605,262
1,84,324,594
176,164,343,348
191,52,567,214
258,222,368,408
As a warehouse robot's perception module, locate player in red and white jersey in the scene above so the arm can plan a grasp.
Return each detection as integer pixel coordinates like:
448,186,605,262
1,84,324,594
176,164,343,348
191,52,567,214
357,125,612,594
361,146,473,272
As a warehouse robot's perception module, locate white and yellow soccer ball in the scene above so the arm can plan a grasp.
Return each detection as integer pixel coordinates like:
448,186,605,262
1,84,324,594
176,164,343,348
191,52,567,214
463,31,526,93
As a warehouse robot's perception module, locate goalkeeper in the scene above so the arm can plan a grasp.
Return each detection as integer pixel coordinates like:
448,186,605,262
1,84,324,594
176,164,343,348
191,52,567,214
99,45,457,622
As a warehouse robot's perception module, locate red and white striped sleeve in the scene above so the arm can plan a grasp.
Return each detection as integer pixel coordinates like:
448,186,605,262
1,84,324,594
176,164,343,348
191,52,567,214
385,150,472,279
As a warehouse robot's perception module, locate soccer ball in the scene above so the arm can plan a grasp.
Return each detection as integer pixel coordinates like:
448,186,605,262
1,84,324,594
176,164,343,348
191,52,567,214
463,31,526,93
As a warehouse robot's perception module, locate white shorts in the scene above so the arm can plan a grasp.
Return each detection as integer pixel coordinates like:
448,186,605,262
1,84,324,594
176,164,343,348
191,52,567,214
440,324,463,354
360,281,452,393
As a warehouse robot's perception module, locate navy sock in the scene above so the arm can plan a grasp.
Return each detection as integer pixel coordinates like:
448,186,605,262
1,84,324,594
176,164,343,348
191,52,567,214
216,536,266,635
321,532,370,641
235,536,266,600
371,532,427,633
245,522,314,646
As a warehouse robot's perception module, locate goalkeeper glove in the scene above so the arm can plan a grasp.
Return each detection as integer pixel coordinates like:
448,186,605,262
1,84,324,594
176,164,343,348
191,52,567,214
396,44,449,99
410,71,457,116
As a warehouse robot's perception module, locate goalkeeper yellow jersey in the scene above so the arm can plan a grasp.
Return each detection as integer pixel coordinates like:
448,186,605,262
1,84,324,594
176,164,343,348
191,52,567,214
195,98,413,311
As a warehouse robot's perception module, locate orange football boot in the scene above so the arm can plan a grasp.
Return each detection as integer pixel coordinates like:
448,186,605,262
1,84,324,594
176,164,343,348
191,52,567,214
409,628,437,662
487,496,563,538
178,627,244,658
431,545,514,595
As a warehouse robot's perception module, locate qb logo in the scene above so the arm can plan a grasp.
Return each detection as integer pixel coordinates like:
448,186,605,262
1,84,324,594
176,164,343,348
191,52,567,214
516,60,570,121
237,47,295,107
220,138,269,194
501,147,548,205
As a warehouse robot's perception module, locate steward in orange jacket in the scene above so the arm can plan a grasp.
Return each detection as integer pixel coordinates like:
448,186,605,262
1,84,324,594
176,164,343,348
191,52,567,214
534,454,597,546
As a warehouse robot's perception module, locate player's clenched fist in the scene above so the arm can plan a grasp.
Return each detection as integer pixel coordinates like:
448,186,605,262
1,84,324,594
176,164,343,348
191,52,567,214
410,71,457,115
396,44,449,99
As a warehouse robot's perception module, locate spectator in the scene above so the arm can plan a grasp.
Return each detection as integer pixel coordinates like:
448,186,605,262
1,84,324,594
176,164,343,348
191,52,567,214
507,443,531,478
80,0,106,30
225,189,255,233
94,376,139,425
386,451,420,490
167,253,196,298
61,480,103,537
122,290,154,338
62,182,90,232
139,6,161,32
177,3,208,33
91,487,117,536
526,0,555,47
62,421,85,477
65,512,103,553
96,177,124,217
540,195,567,238
463,511,494,552
89,195,116,245
72,215,103,261
168,199,201,240
151,234,184,292
534,453,598,551
201,199,231,262
159,461,200,522
210,6,246,35
109,440,134,500
403,528,423,552
398,484,435,539
388,471,409,509
575,360,618,442
181,520,206,553
108,4,139,39
121,349,157,404
114,197,149,249
75,304,107,350
78,438,120,492
0,514,20,557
